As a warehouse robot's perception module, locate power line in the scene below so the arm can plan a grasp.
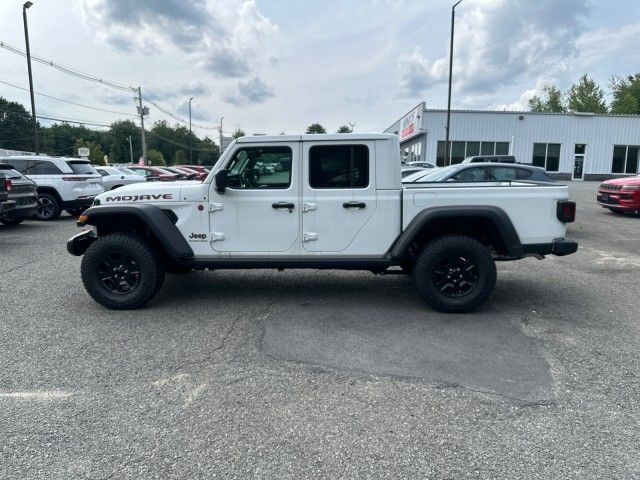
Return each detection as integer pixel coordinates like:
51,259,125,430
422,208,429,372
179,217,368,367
0,40,135,92
36,114,111,128
148,100,219,131
0,79,136,117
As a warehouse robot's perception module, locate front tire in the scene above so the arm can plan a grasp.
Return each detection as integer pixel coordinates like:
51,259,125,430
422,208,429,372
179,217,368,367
608,208,625,215
81,233,165,310
413,235,496,313
36,193,62,220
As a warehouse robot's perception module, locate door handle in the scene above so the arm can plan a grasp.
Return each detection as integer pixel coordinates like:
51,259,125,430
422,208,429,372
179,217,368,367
272,202,295,210
342,201,366,209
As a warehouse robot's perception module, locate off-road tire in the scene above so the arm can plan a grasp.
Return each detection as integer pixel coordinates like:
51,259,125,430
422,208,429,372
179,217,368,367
66,208,86,218
413,235,496,313
81,233,165,310
35,192,62,220
1,218,24,226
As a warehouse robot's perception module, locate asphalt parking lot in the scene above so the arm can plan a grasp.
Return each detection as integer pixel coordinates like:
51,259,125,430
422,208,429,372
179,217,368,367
1,181,639,479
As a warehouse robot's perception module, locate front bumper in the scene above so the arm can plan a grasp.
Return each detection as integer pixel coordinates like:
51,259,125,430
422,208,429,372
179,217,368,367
597,191,640,211
62,197,95,209
67,230,96,256
523,239,578,257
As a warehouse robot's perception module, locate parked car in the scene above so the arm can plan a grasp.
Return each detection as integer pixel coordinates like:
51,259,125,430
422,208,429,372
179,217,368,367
177,166,208,181
176,165,210,177
0,164,37,225
3,156,103,220
401,166,427,178
462,155,517,164
596,174,640,214
126,166,178,182
403,163,555,183
164,166,199,180
404,161,437,169
0,170,16,222
95,166,146,190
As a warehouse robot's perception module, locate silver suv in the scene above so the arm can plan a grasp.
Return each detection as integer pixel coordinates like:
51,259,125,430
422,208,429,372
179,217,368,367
3,156,103,220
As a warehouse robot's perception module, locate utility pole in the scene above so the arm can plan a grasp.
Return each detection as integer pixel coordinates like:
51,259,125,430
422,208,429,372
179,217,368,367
188,97,194,164
137,86,147,165
219,116,224,157
445,0,462,166
127,136,133,164
22,1,38,154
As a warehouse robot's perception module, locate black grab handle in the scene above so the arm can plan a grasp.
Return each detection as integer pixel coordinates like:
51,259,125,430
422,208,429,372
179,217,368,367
342,201,366,209
272,202,295,210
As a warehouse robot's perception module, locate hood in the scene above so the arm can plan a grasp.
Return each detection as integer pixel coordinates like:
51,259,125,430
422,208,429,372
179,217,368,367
95,180,205,205
602,175,640,186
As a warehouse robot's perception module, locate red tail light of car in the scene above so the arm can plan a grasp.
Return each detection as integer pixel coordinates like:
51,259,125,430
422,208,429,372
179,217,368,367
4,178,12,191
557,200,576,223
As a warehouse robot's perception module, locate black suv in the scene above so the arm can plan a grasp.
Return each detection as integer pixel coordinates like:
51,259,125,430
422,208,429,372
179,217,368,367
0,170,16,221
0,164,38,225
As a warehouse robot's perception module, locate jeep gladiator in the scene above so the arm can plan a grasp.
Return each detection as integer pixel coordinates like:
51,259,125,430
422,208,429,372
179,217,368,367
67,134,577,312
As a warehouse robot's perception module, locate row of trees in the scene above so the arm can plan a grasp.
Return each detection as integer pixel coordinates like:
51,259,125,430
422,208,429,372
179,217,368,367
529,74,640,114
0,97,220,166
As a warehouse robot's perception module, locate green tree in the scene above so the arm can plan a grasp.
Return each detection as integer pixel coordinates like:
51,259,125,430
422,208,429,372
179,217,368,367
337,124,352,133
109,120,139,164
73,138,106,165
0,97,34,151
231,128,245,139
528,85,566,113
174,149,186,165
306,123,326,134
610,74,640,114
146,148,165,166
566,75,608,113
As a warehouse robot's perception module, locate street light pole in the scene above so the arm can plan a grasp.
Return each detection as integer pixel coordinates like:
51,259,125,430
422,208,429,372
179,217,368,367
219,116,224,157
444,0,462,166
22,1,38,155
188,97,194,164
127,135,133,164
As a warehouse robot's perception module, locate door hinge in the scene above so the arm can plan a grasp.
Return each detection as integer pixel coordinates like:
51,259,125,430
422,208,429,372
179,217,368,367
209,203,223,213
302,202,317,212
210,232,225,242
303,232,318,242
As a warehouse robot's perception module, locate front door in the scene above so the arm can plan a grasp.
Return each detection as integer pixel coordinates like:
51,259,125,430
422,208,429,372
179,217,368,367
301,141,376,253
573,156,584,180
209,143,299,253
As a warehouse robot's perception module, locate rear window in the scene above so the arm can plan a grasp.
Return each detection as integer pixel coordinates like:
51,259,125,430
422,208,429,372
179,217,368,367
66,161,97,175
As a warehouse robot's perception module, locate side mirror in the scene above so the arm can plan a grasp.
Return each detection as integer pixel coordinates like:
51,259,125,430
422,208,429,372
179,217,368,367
215,169,229,193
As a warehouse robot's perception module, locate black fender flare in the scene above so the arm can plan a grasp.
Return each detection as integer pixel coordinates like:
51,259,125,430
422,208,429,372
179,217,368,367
75,204,194,259
390,206,524,259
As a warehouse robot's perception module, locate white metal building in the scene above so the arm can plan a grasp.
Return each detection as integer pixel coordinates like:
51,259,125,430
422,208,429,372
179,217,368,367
384,102,640,180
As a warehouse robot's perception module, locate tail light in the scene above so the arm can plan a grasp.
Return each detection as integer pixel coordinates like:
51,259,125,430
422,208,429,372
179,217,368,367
4,179,12,191
557,200,576,223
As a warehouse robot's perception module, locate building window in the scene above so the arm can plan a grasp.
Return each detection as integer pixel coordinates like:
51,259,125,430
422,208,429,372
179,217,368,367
309,145,369,189
436,141,510,166
532,143,561,172
611,145,639,174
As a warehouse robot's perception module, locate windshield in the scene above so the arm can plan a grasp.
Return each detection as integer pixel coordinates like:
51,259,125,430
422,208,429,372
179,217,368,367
403,165,460,183
66,161,97,175
118,167,137,175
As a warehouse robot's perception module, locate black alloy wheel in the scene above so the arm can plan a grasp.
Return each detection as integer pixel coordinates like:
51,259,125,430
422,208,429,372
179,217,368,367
97,251,141,295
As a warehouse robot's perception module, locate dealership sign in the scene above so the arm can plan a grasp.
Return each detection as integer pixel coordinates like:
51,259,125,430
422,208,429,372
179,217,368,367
399,103,424,142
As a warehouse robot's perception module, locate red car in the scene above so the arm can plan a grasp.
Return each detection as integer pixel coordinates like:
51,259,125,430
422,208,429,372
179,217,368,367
176,165,209,180
127,166,178,182
597,175,640,214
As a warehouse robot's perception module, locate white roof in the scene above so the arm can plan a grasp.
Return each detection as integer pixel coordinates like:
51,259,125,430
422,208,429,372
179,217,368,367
236,133,397,143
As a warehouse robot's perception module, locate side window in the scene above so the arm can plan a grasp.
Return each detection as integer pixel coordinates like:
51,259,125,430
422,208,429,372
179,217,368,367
98,169,109,177
516,168,533,180
6,159,27,173
490,167,517,181
226,146,292,189
309,145,369,189
451,167,490,182
31,160,63,175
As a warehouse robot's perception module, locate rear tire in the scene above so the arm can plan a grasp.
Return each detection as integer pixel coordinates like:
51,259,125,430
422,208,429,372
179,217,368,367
608,208,625,215
413,235,496,313
81,233,165,310
35,192,61,220
1,218,24,226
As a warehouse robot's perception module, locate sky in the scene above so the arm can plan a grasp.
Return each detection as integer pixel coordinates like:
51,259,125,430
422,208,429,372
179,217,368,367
0,0,639,139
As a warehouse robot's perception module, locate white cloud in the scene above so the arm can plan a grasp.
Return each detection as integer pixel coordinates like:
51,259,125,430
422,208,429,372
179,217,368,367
397,0,589,98
224,75,275,106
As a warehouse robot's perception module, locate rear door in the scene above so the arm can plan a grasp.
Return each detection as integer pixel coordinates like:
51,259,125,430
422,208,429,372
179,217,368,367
301,141,376,252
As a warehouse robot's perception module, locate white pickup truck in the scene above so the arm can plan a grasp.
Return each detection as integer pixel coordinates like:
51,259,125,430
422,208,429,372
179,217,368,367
67,134,577,312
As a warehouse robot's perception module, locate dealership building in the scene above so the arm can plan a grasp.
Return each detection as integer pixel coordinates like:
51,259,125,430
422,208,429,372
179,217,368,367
384,102,640,180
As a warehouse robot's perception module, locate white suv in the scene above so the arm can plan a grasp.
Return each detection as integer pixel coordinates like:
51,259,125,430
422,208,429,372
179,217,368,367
3,156,104,220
